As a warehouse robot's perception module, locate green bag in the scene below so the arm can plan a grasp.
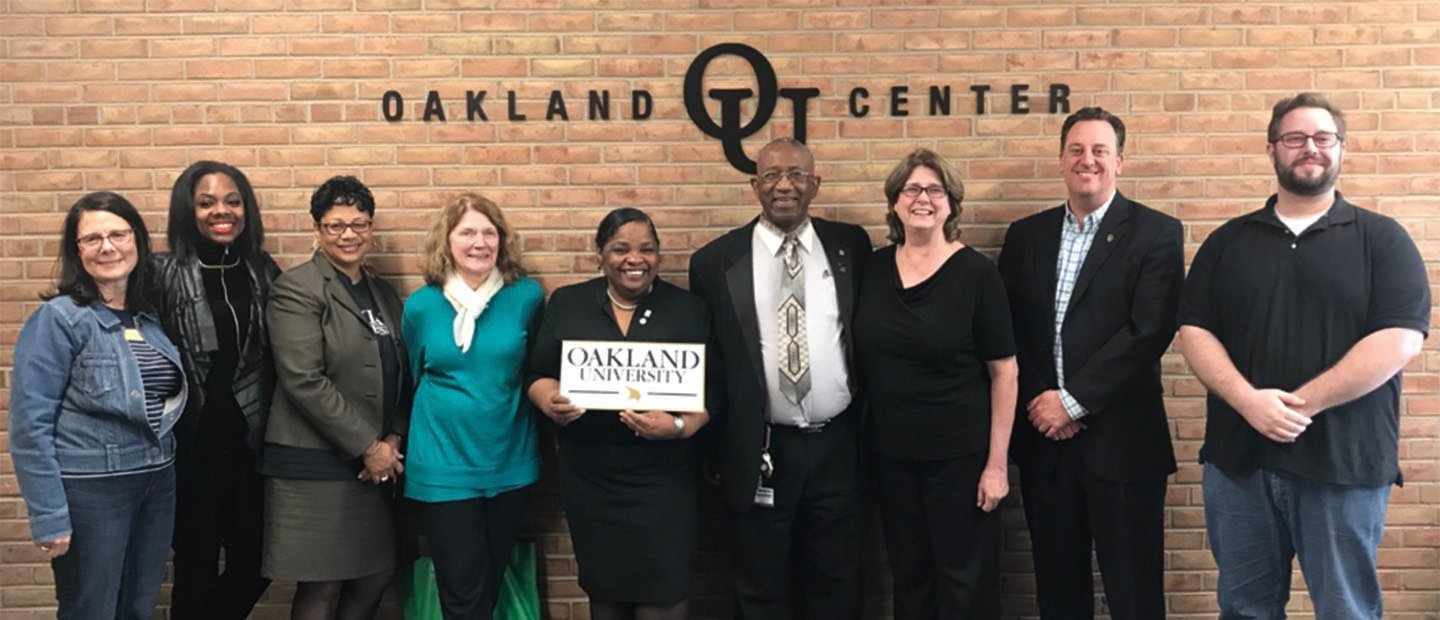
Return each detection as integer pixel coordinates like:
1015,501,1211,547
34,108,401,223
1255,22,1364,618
496,540,540,620
397,557,442,620
397,540,540,620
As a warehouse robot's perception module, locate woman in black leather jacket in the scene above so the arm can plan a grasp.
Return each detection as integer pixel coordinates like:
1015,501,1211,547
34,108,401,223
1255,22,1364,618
151,161,279,620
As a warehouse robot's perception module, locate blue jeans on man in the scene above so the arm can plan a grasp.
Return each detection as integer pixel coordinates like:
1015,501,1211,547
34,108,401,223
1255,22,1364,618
1203,463,1389,620
52,464,176,620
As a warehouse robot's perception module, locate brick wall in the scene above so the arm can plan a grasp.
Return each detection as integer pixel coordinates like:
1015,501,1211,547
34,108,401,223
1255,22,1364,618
2,1,1438,618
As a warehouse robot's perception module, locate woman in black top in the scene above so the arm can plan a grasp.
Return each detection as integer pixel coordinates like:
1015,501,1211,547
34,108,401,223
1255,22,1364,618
152,161,279,619
527,208,710,620
854,149,1018,619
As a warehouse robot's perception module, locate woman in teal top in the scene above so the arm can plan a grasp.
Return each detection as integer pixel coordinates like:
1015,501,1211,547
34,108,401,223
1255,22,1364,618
401,192,543,620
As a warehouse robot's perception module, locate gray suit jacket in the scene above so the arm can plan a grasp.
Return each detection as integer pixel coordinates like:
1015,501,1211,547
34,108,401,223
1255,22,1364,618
264,253,408,459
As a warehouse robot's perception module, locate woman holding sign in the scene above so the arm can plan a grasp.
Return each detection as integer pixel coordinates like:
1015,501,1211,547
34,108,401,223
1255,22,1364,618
527,207,710,620
402,193,545,620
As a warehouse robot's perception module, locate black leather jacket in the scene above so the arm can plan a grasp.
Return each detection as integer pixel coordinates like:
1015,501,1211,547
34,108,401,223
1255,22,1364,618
151,250,281,451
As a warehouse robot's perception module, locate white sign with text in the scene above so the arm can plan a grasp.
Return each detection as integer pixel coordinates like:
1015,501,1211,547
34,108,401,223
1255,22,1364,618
560,340,706,413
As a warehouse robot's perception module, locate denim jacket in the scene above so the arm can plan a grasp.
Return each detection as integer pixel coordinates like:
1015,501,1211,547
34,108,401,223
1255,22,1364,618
9,296,188,542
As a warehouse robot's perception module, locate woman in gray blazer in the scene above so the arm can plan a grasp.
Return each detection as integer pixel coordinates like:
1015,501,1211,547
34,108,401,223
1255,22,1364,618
261,176,409,620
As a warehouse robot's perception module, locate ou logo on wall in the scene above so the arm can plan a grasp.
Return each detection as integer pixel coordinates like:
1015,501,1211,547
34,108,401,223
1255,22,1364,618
682,43,1073,175
682,43,821,175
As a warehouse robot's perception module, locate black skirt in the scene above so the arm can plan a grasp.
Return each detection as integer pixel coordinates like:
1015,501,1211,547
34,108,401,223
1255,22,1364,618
557,431,697,604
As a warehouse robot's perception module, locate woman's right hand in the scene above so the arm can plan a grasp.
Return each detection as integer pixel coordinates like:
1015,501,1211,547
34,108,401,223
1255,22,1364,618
37,535,71,559
359,438,403,484
542,392,586,426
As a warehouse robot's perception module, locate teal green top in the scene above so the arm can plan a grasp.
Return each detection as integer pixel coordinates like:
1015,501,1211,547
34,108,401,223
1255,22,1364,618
401,278,544,502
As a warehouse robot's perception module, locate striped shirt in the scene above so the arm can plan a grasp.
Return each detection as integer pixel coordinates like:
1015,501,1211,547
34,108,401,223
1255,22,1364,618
1052,195,1113,420
130,335,182,433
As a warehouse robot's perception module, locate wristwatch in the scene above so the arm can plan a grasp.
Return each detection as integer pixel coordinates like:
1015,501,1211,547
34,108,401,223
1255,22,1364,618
672,415,686,439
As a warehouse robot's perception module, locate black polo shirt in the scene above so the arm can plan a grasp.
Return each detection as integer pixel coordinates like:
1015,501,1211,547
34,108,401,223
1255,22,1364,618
1179,192,1430,486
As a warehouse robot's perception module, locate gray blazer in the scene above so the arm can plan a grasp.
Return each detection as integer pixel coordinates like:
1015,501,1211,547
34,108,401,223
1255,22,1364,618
265,253,408,459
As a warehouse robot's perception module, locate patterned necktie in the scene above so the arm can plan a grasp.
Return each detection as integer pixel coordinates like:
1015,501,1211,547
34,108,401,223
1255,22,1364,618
777,233,811,405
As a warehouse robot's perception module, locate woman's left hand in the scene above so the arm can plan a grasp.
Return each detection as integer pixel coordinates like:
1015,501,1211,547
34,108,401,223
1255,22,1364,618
976,465,1009,513
37,535,71,559
619,410,681,441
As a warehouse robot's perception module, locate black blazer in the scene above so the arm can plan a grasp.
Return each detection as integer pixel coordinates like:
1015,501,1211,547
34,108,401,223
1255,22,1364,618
688,216,872,510
997,193,1183,482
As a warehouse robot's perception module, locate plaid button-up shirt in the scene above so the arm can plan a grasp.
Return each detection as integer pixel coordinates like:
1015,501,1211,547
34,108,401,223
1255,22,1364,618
1052,195,1113,420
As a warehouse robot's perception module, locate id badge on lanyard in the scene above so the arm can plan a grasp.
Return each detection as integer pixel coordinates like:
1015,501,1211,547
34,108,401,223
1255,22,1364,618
754,425,776,508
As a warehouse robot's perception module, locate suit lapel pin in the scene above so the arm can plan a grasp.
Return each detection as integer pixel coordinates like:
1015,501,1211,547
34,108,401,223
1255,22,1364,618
1106,233,1115,243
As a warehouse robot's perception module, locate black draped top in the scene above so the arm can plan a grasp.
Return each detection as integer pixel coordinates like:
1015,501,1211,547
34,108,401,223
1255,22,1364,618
854,245,1015,460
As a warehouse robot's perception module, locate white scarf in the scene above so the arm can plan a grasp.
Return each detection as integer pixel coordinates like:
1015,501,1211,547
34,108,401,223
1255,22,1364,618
443,269,503,353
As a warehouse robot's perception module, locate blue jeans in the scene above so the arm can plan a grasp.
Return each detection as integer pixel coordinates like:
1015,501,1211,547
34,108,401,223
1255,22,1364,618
52,464,176,620
1203,463,1389,620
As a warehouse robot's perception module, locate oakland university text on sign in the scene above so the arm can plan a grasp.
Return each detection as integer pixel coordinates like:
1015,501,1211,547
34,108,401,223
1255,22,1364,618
561,341,706,412
566,343,702,385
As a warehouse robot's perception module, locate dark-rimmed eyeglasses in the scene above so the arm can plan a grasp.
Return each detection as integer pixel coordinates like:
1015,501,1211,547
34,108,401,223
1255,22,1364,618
318,220,374,236
901,185,947,199
1275,131,1342,149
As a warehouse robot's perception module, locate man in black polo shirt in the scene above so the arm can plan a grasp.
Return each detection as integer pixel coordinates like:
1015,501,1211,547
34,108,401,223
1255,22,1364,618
1179,92,1430,619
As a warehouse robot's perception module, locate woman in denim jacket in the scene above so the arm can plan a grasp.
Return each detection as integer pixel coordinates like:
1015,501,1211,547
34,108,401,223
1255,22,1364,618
9,192,187,619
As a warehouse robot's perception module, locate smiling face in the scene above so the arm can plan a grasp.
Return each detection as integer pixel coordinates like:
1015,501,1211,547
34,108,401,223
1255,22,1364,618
77,210,138,291
1059,119,1123,211
314,204,372,277
751,143,820,233
193,172,246,245
1268,106,1344,198
448,208,500,287
892,165,951,238
600,220,660,302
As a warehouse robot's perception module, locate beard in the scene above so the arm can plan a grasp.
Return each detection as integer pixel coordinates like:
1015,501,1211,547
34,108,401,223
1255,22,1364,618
1273,155,1339,197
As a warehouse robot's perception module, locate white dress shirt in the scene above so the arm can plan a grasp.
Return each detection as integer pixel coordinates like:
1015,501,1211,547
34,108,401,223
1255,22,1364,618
752,219,851,426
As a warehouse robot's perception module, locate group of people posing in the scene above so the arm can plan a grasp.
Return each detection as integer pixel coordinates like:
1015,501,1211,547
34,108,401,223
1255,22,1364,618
11,91,1429,620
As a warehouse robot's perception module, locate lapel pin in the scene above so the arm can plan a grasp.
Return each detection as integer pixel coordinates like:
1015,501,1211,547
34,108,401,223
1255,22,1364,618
639,318,648,325
1106,233,1115,243
644,309,652,318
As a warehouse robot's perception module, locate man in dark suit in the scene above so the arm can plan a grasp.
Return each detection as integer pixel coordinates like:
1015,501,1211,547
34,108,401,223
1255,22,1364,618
997,107,1184,620
688,138,872,620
